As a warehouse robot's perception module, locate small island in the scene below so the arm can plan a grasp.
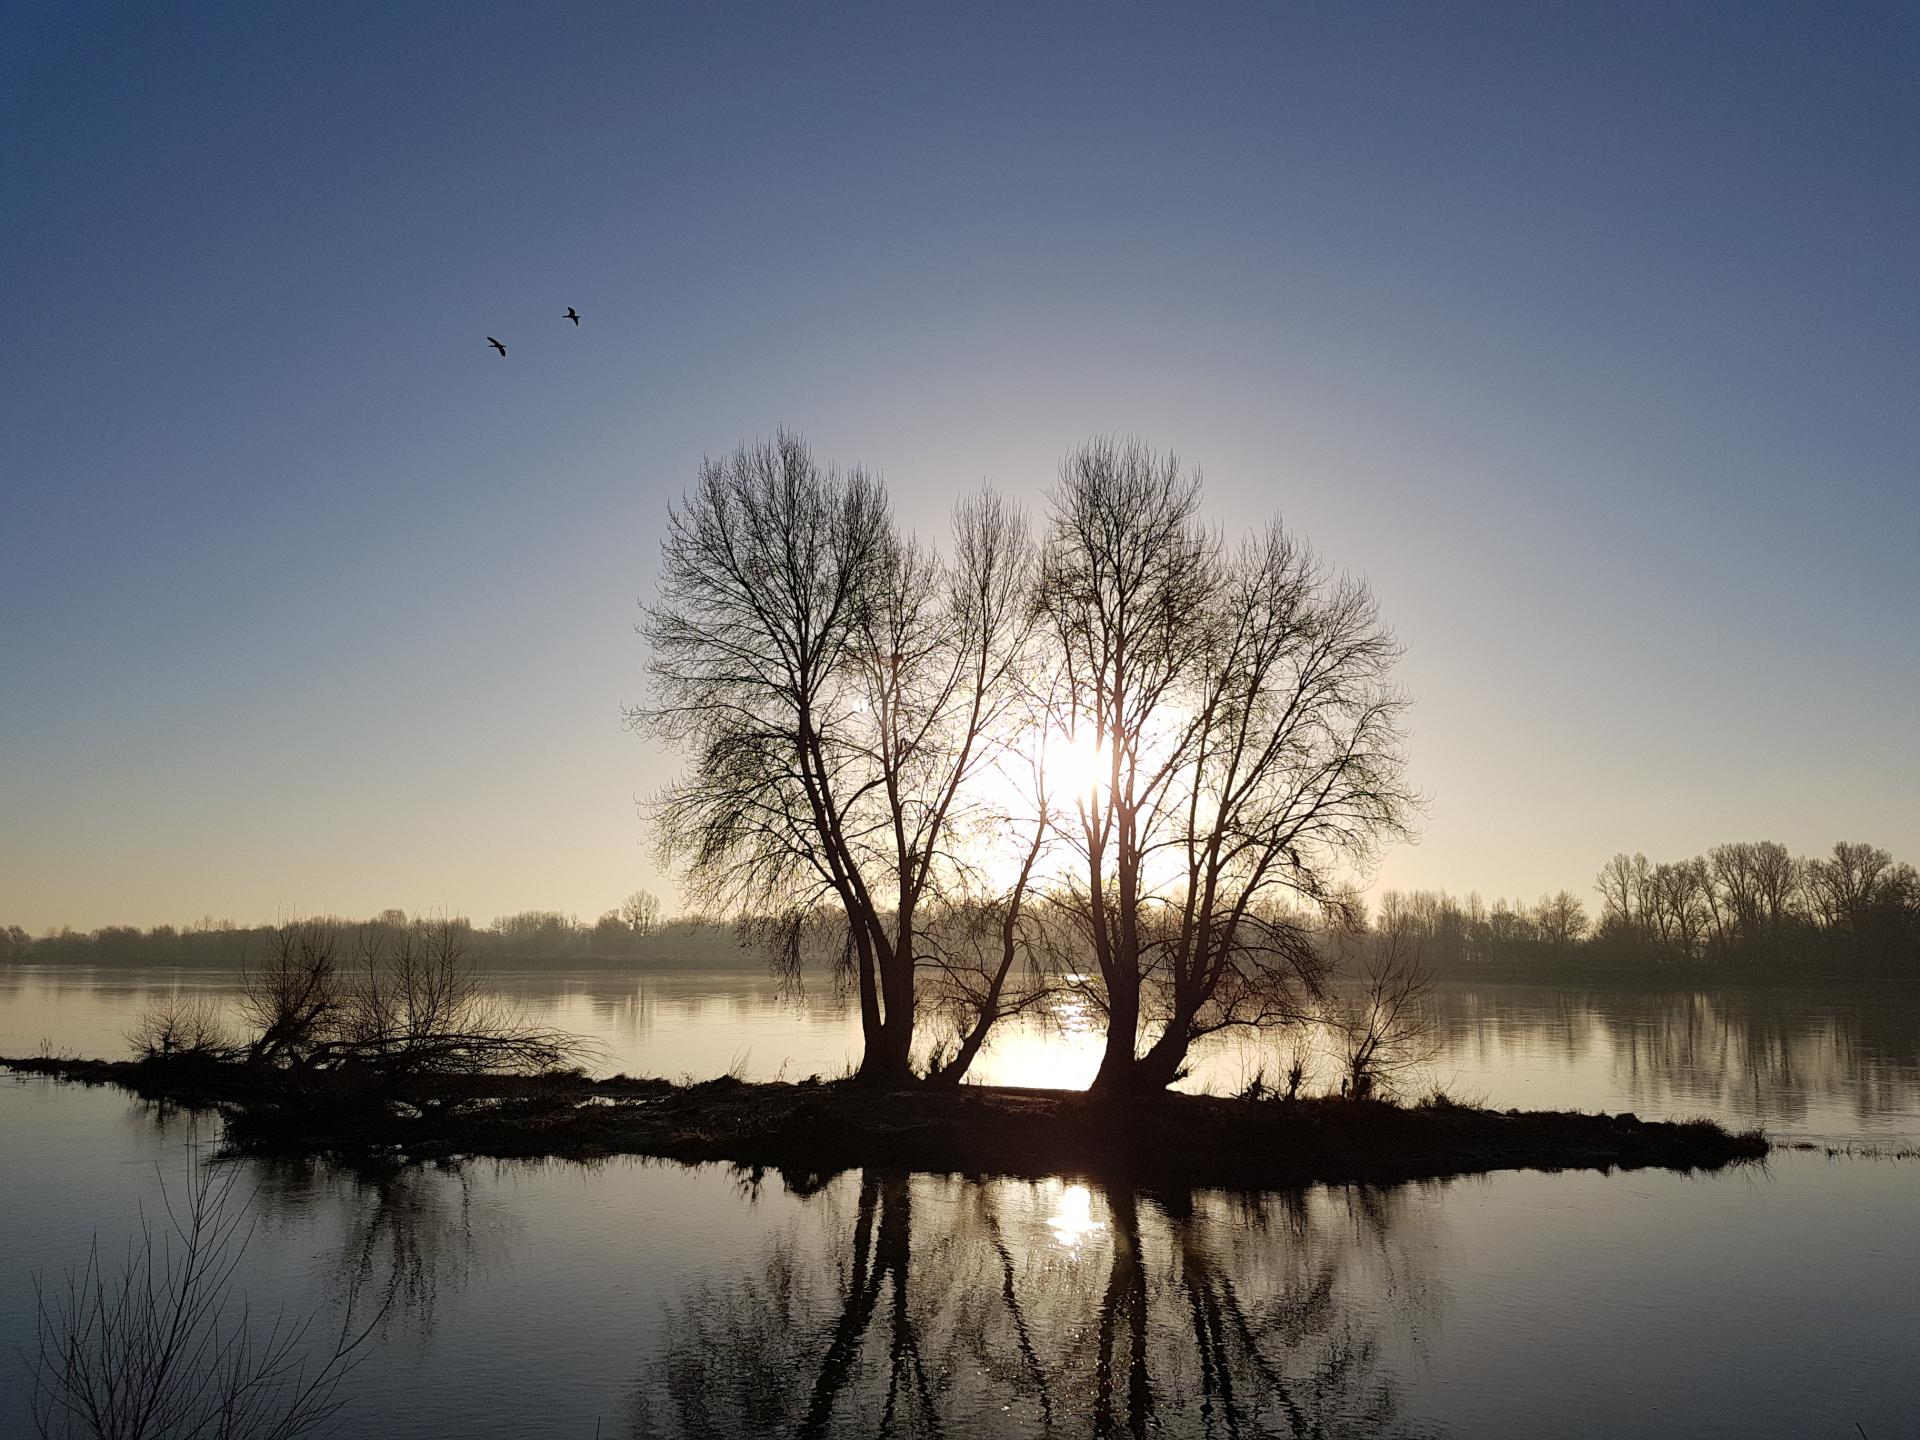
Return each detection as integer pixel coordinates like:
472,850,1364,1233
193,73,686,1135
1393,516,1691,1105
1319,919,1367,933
2,1051,1765,1189
3,907,1767,1190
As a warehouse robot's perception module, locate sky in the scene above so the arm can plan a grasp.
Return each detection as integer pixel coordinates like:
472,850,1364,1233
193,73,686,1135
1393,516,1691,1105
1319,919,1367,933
2,3,1916,933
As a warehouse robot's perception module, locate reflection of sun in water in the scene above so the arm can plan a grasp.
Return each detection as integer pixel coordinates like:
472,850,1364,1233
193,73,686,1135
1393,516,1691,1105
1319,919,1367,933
1047,1183,1105,1250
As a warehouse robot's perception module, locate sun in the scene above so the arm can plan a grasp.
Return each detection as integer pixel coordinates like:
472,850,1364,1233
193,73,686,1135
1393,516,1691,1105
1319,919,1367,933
954,723,1106,893
1039,726,1106,805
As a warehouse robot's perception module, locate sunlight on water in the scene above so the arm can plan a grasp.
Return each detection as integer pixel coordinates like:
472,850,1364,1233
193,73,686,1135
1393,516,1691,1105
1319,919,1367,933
4,968,1920,1436
1045,1182,1106,1252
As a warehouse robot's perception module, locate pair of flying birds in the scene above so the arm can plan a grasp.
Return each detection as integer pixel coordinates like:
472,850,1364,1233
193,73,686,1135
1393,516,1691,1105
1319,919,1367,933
487,307,579,356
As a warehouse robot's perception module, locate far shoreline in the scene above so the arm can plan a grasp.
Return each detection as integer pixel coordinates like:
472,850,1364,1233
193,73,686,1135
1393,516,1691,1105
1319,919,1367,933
9,953,1918,988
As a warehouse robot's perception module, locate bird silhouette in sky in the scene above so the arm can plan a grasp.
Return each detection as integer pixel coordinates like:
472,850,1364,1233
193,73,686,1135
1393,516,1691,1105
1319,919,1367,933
486,337,507,357
564,307,580,326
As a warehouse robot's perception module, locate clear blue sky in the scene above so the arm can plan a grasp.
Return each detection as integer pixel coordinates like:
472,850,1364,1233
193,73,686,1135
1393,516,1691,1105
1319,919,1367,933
3,3,1916,931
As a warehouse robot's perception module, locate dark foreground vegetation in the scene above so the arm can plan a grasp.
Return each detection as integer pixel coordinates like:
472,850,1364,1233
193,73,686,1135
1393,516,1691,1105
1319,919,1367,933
2,1052,1765,1188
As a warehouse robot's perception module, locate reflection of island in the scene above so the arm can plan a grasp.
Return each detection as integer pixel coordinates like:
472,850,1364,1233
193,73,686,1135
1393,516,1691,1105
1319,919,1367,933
632,1171,1441,1438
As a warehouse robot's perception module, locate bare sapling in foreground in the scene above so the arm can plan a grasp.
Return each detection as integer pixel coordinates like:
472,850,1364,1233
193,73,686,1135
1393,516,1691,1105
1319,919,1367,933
30,1157,380,1440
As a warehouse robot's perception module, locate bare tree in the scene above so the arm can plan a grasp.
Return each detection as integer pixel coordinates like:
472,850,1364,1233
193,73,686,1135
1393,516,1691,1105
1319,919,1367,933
1039,439,1418,1095
1749,841,1804,934
30,1159,378,1440
1532,890,1589,950
1705,840,1803,953
1594,851,1655,937
1649,858,1713,960
218,918,586,1080
1805,841,1895,932
1328,922,1436,1102
621,890,663,937
636,435,1036,1084
238,920,342,1068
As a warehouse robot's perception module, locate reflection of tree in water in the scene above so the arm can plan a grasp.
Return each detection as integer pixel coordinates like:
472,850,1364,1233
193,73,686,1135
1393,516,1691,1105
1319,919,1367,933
1429,983,1920,1127
247,1156,518,1336
634,1171,1440,1439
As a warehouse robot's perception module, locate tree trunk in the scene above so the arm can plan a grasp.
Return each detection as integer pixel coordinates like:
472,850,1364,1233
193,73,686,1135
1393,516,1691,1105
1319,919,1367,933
857,1015,916,1085
852,927,882,1054
1089,979,1141,1095
856,929,918,1086
1128,1021,1192,1092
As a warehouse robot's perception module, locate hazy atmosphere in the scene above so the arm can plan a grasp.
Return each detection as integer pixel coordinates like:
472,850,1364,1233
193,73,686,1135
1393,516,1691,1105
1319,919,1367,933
6,3,1917,932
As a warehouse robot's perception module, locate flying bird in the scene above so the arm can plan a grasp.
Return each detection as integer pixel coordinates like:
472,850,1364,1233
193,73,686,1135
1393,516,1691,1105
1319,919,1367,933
486,337,507,357
564,307,580,325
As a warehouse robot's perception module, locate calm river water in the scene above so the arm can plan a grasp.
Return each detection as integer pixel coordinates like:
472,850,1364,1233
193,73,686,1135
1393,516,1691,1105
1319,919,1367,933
3,963,1917,1437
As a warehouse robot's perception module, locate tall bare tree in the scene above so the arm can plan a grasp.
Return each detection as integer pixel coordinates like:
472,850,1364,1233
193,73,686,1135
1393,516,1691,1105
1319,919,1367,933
1039,439,1417,1095
1706,841,1801,950
1805,841,1895,932
1533,890,1589,950
1650,858,1713,960
636,434,1036,1084
621,890,663,937
1594,851,1656,937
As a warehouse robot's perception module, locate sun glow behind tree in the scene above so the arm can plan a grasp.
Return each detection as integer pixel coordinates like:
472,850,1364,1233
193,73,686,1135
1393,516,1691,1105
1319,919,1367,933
640,432,1416,1093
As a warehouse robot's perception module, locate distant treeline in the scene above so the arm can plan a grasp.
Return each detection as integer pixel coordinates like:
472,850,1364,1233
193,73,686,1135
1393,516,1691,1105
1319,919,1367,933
0,898,762,970
10,839,1918,979
1378,840,1920,976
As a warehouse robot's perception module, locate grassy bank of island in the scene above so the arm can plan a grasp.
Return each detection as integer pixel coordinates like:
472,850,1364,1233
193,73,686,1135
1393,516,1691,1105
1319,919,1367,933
1,1052,1766,1189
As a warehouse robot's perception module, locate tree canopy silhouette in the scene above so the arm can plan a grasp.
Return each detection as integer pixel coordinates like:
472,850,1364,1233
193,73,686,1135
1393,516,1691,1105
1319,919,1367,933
634,433,1034,1084
1039,439,1418,1093
635,431,1418,1092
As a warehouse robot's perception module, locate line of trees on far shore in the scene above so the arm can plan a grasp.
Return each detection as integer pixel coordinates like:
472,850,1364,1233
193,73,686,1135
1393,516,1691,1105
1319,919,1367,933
10,838,1916,980
0,891,721,968
1378,839,1920,975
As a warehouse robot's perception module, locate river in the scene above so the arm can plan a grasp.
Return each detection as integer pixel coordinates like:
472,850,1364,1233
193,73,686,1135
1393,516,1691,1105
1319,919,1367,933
3,963,1917,1437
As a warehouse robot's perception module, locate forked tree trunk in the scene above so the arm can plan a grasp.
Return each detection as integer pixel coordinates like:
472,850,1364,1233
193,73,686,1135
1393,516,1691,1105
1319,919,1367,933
1127,1023,1192,1093
1089,981,1142,1095
854,928,918,1085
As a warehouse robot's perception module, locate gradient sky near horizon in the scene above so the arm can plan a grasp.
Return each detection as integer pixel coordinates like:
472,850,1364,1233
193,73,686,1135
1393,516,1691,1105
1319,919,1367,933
3,3,1916,933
